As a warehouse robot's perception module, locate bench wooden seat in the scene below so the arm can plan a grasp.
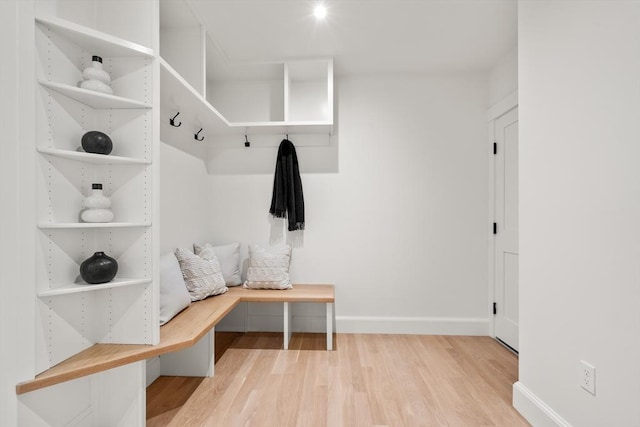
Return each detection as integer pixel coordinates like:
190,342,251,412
16,284,334,395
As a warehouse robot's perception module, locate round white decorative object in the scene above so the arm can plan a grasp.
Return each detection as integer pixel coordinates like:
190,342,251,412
80,79,113,95
84,188,111,209
81,208,114,223
82,56,111,84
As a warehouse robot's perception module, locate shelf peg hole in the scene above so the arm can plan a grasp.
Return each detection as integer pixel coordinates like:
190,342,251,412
169,112,181,127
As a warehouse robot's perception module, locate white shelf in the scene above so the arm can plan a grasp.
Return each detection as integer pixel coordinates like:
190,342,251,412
39,80,152,109
37,222,151,230
160,57,231,133
229,121,333,135
35,15,154,58
38,278,151,297
160,57,333,145
37,147,151,165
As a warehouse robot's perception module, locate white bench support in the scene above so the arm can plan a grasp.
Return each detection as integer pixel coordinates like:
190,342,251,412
327,302,333,351
159,328,215,377
283,302,293,350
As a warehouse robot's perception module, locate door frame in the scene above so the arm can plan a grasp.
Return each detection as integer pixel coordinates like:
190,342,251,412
487,91,518,339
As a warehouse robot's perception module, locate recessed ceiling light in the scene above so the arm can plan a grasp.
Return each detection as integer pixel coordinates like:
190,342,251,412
314,4,327,20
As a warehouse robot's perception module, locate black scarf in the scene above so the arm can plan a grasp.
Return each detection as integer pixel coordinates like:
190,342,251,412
270,139,305,231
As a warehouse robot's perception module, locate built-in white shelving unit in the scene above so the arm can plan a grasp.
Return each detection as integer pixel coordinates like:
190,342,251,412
158,0,334,152
21,3,159,425
18,0,332,424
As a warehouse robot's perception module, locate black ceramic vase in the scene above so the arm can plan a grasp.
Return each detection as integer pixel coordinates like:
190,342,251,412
81,131,113,155
80,251,118,284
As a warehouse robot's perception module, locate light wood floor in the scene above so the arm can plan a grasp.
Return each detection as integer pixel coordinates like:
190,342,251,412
147,332,529,427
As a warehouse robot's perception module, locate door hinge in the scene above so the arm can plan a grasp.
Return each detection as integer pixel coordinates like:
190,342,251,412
493,142,497,155
493,302,497,315
493,222,497,234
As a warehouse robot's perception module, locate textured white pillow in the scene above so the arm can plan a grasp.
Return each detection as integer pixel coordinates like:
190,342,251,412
174,248,228,301
194,242,242,286
159,251,191,325
243,244,292,290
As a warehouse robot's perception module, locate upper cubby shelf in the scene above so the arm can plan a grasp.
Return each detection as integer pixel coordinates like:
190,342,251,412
39,80,152,110
158,0,333,152
160,57,333,151
35,16,154,58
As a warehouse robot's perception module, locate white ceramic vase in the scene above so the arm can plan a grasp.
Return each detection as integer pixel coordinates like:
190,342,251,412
80,79,113,95
82,56,111,84
81,208,114,223
80,55,113,94
81,183,114,223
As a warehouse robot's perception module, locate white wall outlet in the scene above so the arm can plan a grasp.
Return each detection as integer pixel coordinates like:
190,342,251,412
580,360,596,395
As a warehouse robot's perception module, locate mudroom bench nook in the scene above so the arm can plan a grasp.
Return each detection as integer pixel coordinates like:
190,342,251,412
16,284,335,395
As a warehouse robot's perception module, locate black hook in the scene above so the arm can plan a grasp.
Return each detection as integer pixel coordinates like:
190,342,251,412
195,128,204,141
244,134,250,148
169,112,181,127
286,133,289,140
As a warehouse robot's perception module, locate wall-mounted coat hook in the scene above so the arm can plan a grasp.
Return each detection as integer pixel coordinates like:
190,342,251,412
244,134,251,148
286,133,289,140
195,128,204,141
169,112,181,127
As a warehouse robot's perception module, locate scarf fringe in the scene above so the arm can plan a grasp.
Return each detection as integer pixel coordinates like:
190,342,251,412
269,214,304,248
287,230,304,248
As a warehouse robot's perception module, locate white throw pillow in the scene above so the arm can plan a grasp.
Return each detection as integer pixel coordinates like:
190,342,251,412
174,248,228,301
159,251,191,325
194,242,242,286
243,244,292,290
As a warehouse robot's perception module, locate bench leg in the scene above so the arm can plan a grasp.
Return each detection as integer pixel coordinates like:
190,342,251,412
284,302,293,350
244,301,249,333
326,302,333,351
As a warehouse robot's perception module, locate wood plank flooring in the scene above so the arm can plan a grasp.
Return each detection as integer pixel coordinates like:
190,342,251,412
147,333,528,427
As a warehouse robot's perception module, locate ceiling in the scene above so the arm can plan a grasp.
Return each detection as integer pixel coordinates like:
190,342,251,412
173,0,517,78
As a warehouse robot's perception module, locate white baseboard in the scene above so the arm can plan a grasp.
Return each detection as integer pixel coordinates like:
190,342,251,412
220,314,491,336
335,316,490,335
145,357,160,387
513,381,572,427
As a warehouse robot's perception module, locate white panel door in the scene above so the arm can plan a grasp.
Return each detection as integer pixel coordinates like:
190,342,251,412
494,107,519,351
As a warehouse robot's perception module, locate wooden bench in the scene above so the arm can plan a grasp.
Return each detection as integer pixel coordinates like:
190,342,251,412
16,284,334,395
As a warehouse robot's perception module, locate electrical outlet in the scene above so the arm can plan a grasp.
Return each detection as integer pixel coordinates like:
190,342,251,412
580,360,596,395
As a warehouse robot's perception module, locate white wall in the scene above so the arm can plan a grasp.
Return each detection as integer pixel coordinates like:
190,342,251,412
207,73,491,334
1,1,36,426
159,141,212,253
489,45,517,106
516,1,640,425
1,2,21,424
150,141,213,384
